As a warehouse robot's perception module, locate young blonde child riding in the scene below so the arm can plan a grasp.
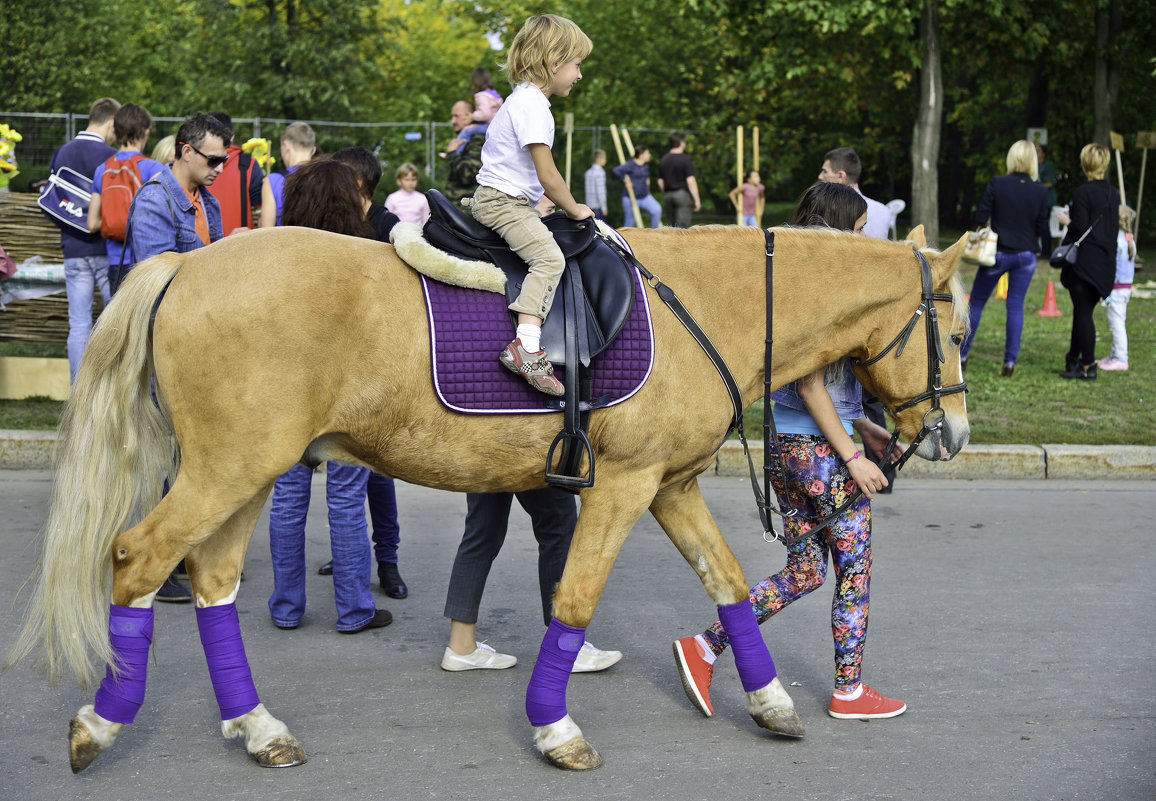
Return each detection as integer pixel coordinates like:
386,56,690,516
470,14,594,396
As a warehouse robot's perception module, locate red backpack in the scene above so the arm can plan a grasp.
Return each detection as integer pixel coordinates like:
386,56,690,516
99,154,147,242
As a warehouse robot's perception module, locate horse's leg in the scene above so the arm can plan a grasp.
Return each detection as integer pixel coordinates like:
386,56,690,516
527,474,660,770
67,475,269,772
649,477,805,738
187,490,307,768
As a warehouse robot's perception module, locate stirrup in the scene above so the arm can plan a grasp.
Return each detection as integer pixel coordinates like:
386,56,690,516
545,428,595,489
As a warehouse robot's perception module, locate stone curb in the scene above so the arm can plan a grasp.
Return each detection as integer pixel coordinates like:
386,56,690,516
0,429,57,470
715,440,1156,481
2,430,1154,479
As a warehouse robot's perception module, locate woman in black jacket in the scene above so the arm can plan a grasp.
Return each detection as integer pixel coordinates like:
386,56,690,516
960,140,1050,378
1058,144,1119,381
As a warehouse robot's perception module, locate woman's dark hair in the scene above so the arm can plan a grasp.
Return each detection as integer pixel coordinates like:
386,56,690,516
789,182,868,232
330,146,382,201
281,158,374,238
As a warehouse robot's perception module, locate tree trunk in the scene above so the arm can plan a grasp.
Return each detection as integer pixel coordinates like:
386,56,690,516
911,1,942,245
1092,0,1121,146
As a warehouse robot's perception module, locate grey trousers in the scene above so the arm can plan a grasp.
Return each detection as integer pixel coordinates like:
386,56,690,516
443,488,578,627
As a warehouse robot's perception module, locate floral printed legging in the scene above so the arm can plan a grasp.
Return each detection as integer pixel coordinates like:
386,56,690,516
702,433,872,690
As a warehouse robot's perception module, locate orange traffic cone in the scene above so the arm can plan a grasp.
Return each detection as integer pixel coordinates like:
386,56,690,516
996,272,1008,299
1037,280,1062,317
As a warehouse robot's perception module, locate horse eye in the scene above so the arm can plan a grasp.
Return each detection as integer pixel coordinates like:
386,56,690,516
951,335,963,347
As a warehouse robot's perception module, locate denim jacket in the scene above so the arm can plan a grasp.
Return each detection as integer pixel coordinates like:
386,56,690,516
127,167,223,264
770,359,863,421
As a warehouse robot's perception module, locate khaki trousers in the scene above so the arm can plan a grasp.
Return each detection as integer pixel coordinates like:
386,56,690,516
471,185,565,320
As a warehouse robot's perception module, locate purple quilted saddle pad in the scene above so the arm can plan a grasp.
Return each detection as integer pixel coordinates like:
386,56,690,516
421,267,654,414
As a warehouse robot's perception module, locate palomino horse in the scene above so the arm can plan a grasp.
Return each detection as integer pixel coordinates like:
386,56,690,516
6,224,970,773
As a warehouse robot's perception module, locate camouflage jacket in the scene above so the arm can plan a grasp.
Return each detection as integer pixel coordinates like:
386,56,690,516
443,135,484,202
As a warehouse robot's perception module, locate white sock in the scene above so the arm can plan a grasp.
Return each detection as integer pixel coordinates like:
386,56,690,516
694,634,717,665
833,684,863,701
516,323,542,353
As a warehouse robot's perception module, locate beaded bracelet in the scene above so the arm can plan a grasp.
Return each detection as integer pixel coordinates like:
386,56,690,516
845,451,862,463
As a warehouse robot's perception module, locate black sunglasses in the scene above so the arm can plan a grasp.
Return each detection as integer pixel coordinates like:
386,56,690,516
180,141,229,169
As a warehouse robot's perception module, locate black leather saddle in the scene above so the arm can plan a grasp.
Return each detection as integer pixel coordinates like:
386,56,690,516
422,188,635,367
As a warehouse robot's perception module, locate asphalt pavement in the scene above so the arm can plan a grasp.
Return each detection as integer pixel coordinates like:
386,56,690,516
1,470,1153,801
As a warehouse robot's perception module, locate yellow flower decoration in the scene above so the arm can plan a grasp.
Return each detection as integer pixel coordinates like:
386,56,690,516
241,137,275,172
0,124,21,185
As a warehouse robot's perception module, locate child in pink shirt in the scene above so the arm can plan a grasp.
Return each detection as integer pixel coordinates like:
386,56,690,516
384,163,430,226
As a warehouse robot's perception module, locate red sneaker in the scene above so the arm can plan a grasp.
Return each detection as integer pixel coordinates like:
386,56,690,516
827,685,907,720
673,636,715,717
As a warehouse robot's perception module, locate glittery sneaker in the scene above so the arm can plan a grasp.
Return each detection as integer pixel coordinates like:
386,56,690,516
499,338,564,396
673,636,715,717
827,685,907,720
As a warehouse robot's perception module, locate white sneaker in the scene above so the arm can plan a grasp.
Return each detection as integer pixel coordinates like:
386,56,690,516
1097,357,1129,371
441,641,517,671
571,641,623,673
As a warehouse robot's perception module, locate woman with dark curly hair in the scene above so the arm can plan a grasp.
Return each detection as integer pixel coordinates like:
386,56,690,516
267,157,394,634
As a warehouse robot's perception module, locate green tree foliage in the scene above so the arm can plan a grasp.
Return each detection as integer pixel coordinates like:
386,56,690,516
4,0,1155,231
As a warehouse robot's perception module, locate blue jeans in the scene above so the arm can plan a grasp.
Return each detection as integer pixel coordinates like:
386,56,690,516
268,462,376,631
367,473,400,564
621,193,663,228
961,250,1036,365
64,255,111,383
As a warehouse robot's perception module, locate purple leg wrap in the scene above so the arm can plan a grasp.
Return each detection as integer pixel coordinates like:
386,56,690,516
196,603,261,721
525,618,585,727
93,605,154,725
717,601,777,692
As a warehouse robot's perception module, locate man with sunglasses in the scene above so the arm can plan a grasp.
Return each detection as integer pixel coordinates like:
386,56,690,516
125,113,233,277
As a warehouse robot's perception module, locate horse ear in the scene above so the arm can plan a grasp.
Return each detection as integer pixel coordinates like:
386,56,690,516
931,232,970,282
904,225,927,248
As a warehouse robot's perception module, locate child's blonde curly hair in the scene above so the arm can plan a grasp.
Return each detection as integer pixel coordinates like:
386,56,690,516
502,15,592,93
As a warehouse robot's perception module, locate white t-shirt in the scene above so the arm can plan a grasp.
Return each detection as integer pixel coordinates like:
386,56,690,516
476,83,554,204
858,190,892,240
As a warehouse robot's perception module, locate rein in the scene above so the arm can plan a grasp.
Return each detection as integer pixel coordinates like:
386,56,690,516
618,230,967,547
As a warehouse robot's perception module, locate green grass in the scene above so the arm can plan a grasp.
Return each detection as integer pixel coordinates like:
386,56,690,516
0,342,67,358
0,396,63,430
1,253,1152,443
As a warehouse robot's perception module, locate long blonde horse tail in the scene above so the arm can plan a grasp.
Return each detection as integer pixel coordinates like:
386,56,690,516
3,252,185,688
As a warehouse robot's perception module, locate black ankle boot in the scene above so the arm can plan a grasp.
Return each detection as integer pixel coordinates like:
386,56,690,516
379,562,408,599
1060,362,1097,380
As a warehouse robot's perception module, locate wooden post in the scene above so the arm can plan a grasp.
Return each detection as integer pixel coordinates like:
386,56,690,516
609,124,642,227
1110,131,1127,206
753,126,764,226
621,127,635,159
1135,131,1156,241
735,126,744,225
564,113,574,187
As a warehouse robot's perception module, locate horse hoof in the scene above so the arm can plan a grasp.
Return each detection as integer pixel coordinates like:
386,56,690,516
250,735,307,768
754,707,807,739
748,677,806,738
545,737,602,770
69,716,105,774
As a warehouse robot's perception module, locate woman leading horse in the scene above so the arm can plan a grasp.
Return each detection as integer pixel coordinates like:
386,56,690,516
6,223,970,773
